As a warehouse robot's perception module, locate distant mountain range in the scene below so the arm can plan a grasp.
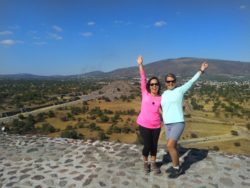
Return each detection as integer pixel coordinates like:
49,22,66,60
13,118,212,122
1,58,250,80
105,57,250,80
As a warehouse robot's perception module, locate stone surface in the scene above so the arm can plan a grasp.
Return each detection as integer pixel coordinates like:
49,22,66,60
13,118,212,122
0,134,249,188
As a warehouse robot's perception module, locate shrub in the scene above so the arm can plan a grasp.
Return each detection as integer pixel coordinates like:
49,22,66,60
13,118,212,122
61,116,69,122
231,130,238,136
213,146,219,151
41,123,56,133
89,123,101,131
77,122,85,128
127,109,137,115
36,112,46,122
82,101,88,105
27,114,36,123
10,119,35,134
18,114,25,120
71,106,82,115
103,109,113,114
247,123,250,130
111,113,120,123
234,142,241,147
78,133,85,139
121,124,133,134
190,133,198,138
101,96,111,102
184,114,191,118
107,124,121,134
99,115,109,123
98,131,109,141
89,107,103,116
61,130,78,139
48,110,55,118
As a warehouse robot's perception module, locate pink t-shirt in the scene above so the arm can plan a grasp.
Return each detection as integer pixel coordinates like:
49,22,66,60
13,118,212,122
136,69,161,129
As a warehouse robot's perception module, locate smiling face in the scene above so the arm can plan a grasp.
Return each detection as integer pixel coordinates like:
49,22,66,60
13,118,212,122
165,76,176,90
149,79,159,95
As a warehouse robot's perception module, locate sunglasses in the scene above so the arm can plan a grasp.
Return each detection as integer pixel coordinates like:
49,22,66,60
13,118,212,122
165,80,176,84
150,83,159,86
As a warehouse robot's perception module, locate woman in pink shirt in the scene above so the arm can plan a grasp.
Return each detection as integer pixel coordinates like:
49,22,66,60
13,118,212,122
136,55,162,175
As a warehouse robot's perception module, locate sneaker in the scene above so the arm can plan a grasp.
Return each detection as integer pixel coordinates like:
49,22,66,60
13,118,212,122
167,166,183,179
144,162,150,175
165,166,175,173
179,157,184,165
151,161,161,175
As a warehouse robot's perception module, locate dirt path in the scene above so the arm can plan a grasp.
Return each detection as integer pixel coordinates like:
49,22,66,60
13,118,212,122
0,94,101,124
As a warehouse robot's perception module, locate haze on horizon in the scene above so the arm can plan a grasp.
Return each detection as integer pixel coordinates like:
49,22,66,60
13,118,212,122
0,0,250,76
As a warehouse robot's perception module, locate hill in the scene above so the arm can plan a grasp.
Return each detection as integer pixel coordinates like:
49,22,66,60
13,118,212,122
105,58,250,80
1,57,250,80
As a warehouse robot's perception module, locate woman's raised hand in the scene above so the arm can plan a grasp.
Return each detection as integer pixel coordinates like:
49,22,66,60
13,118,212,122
137,55,143,65
200,61,208,72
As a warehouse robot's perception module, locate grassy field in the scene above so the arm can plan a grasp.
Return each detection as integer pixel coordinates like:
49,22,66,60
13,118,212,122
33,96,250,155
183,139,250,155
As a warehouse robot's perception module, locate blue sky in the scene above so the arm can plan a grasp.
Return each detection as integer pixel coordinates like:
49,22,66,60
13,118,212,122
0,0,250,75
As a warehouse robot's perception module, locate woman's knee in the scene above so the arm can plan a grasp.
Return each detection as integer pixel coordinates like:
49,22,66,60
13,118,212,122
167,140,177,151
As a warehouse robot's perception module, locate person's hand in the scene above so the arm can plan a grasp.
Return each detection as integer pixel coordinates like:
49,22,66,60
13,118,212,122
137,55,143,65
200,61,208,72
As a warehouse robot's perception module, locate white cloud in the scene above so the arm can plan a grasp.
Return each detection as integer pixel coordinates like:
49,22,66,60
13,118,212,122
0,31,13,35
0,39,23,46
49,33,63,40
87,21,95,26
81,32,93,37
240,5,247,9
52,25,63,32
154,21,167,27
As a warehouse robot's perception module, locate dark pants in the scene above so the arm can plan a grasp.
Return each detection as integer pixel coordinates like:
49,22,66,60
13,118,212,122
139,125,161,157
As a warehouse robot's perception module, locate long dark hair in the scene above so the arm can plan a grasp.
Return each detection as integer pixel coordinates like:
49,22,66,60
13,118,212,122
146,76,161,95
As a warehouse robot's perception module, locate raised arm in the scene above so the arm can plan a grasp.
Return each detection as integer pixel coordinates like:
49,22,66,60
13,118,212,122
137,55,147,94
180,61,208,93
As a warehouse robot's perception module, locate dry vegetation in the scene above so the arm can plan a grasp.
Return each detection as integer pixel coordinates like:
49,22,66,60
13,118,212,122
44,98,141,143
3,80,250,156
34,95,249,156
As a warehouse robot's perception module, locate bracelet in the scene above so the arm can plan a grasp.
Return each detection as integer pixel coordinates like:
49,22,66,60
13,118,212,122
199,69,205,74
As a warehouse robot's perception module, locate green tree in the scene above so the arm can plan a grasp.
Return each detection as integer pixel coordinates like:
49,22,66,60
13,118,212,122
48,110,55,118
98,131,109,141
247,123,250,130
61,130,78,139
41,123,56,133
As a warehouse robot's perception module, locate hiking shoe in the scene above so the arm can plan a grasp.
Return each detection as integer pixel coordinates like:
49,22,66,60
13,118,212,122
151,161,161,175
167,166,183,179
179,157,185,165
144,162,150,175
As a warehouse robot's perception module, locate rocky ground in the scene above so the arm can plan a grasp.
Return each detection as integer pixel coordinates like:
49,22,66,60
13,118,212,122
0,133,249,188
